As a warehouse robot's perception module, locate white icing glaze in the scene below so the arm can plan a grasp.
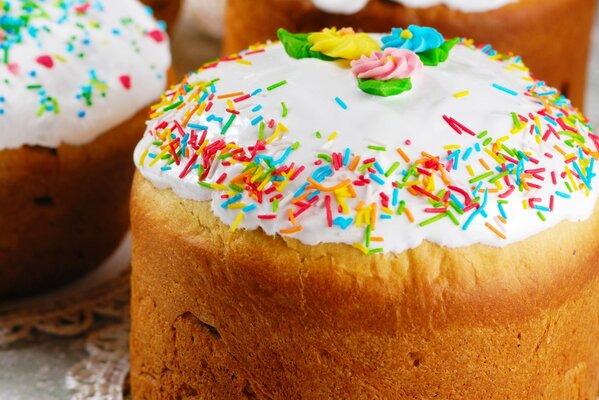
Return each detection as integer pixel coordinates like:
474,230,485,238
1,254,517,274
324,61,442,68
312,0,518,14
0,0,171,150
134,37,597,253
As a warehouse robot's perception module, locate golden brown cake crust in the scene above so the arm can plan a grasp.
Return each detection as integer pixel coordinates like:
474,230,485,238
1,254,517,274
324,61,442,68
130,173,599,399
223,0,596,109
0,108,149,298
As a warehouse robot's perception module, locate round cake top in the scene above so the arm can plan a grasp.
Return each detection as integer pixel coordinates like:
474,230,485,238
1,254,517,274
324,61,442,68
311,0,518,14
0,0,171,150
135,26,597,255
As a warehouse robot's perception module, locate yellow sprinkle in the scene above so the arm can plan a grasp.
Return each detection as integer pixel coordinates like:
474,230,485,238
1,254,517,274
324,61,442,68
453,90,470,98
444,144,461,150
236,59,252,65
353,242,369,255
139,149,149,166
565,166,578,191
227,99,235,110
228,203,247,210
230,212,244,232
522,200,528,210
149,147,168,167
327,131,338,141
466,165,475,177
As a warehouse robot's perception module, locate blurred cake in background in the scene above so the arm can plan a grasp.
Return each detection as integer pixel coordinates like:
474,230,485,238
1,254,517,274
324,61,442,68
224,0,596,109
185,0,226,38
141,0,182,30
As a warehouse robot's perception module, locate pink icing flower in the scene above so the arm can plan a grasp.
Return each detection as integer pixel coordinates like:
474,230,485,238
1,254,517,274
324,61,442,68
350,48,423,80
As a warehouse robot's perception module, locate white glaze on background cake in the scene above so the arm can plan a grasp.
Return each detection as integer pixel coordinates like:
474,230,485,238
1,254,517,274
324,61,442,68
311,0,518,14
134,34,598,254
0,0,171,149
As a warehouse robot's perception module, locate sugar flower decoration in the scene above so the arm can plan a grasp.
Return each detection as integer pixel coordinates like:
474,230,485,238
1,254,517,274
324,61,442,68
308,27,380,60
382,25,444,53
351,48,423,81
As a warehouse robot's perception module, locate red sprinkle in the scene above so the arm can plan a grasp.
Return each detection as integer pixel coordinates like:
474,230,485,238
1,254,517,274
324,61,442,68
36,55,54,69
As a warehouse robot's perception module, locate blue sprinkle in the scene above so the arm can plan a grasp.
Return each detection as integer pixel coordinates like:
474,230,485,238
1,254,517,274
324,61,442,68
392,187,399,207
333,217,353,229
188,123,208,131
148,153,157,159
374,162,384,175
555,191,571,199
307,190,320,201
198,91,209,104
242,204,257,213
492,83,518,96
474,143,481,152
293,182,309,198
334,96,348,110
381,214,392,220
251,104,263,112
450,193,464,210
534,205,551,212
343,148,350,166
221,194,242,208
251,88,263,96
77,110,86,118
497,202,507,219
369,174,385,185
461,147,473,161
251,115,263,126
160,166,171,171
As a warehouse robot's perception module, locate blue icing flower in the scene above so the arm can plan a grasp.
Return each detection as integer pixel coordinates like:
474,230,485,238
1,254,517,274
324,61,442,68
382,25,444,53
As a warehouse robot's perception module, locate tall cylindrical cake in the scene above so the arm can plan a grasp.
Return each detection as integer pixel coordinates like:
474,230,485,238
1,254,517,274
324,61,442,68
0,0,171,297
224,0,596,109
131,27,599,398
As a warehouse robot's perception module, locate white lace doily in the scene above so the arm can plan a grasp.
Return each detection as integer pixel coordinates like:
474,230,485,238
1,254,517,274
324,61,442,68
66,323,130,400
0,235,131,347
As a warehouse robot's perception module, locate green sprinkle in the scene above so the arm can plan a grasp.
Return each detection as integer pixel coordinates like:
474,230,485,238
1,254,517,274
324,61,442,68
218,152,233,160
291,141,300,150
267,80,287,91
446,210,460,226
272,198,279,212
419,213,447,227
198,181,213,189
26,84,42,90
258,121,265,140
368,248,384,255
476,130,488,139
281,102,288,117
468,171,494,184
197,165,205,177
397,200,406,215
163,100,183,111
221,113,236,135
511,112,521,129
482,137,493,146
358,162,374,172
315,131,322,139
384,162,400,178
367,145,387,151
497,200,508,204
365,225,371,247
229,183,243,192
489,170,509,183
501,144,515,157
151,141,163,146
318,153,332,163
565,181,573,193
537,211,546,221
449,200,464,215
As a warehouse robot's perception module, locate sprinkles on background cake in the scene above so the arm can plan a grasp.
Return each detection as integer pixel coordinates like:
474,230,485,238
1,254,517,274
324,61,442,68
135,26,597,255
0,0,171,149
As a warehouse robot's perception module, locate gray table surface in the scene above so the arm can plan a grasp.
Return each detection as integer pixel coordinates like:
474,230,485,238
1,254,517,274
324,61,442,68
2,5,599,400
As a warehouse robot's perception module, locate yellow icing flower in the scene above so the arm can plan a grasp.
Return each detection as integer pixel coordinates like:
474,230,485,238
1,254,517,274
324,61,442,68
308,28,380,60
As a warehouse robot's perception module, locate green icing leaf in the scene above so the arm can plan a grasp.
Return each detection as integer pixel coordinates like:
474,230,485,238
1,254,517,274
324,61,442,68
277,28,336,61
417,37,460,66
357,78,412,97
